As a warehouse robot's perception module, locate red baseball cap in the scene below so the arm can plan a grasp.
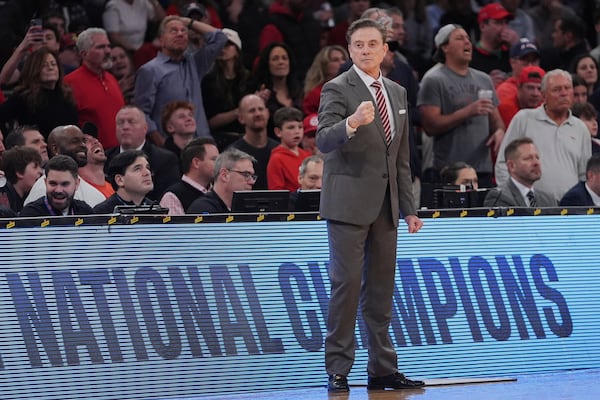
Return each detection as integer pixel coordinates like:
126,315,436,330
303,114,318,137
518,66,545,85
478,3,513,24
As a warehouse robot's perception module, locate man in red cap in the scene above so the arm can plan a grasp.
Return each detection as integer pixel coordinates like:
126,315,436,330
471,3,519,82
498,65,545,128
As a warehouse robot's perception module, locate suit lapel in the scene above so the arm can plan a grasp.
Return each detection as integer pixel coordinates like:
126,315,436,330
507,179,527,207
346,69,390,147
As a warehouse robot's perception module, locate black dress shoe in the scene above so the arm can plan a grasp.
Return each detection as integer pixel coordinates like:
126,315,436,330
328,374,349,392
367,372,425,390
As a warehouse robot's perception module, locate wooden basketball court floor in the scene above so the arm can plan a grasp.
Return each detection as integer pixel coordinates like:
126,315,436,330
196,368,600,400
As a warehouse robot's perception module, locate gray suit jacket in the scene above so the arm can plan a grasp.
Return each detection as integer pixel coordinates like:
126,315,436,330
316,68,415,226
483,178,557,207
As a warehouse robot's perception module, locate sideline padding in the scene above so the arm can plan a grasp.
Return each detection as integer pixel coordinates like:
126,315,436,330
0,213,599,399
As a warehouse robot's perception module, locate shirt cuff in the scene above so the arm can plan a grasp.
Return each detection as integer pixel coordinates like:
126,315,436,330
345,118,357,139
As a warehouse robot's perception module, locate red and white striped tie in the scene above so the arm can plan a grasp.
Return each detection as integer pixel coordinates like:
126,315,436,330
371,80,392,145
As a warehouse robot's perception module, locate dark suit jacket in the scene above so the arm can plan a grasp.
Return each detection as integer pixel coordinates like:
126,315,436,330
316,68,415,226
559,181,594,206
105,142,181,201
484,178,556,207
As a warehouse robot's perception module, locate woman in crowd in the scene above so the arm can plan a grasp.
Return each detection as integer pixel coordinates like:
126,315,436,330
109,44,136,104
302,45,348,115
570,54,599,97
202,28,256,150
441,161,479,190
254,42,303,138
0,48,78,138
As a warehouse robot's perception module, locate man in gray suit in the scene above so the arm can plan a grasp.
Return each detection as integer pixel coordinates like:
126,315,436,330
316,18,424,393
484,137,556,207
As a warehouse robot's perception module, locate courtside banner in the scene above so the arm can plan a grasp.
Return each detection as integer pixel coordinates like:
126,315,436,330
0,215,599,399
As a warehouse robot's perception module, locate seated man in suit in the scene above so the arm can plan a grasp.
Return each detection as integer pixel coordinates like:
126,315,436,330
187,148,256,214
484,137,555,207
560,154,600,206
105,105,180,201
289,154,323,211
160,137,219,215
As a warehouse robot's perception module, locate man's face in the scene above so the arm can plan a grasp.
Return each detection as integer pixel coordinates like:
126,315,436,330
480,18,509,48
587,169,600,197
110,46,132,78
19,161,43,191
509,53,540,78
298,160,323,190
390,13,405,45
166,107,196,136
573,84,588,104
42,28,60,52
81,33,112,70
238,96,269,132
85,134,107,164
443,28,472,64
57,127,88,167
116,108,148,149
197,144,219,181
160,19,189,55
116,156,154,196
518,82,543,109
301,133,317,155
508,143,541,185
348,26,388,77
551,19,567,50
82,33,112,71
23,129,49,165
543,74,574,114
45,169,79,211
224,159,255,191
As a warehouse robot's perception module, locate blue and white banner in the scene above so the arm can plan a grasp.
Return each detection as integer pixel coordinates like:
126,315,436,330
0,216,599,399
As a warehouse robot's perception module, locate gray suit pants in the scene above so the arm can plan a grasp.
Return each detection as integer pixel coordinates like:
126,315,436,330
325,191,399,377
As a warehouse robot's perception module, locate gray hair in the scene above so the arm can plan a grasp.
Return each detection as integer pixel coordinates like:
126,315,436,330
76,27,108,52
361,7,391,20
299,154,323,177
214,148,257,180
541,69,572,93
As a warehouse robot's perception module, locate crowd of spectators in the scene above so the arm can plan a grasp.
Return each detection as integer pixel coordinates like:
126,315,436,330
2,0,600,217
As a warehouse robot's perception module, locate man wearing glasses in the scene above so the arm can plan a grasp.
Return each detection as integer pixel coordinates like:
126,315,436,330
187,148,256,213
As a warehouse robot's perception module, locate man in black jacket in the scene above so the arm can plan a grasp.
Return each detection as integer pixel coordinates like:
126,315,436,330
560,154,600,207
160,137,219,215
20,154,93,216
105,105,180,201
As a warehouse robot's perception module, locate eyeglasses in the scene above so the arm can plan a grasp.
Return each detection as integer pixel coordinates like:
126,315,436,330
228,169,258,182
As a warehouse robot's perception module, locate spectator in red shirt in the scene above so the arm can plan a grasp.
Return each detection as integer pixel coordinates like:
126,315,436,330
64,28,125,149
498,65,545,129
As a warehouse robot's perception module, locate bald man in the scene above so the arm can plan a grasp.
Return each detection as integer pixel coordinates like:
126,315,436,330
23,125,105,207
